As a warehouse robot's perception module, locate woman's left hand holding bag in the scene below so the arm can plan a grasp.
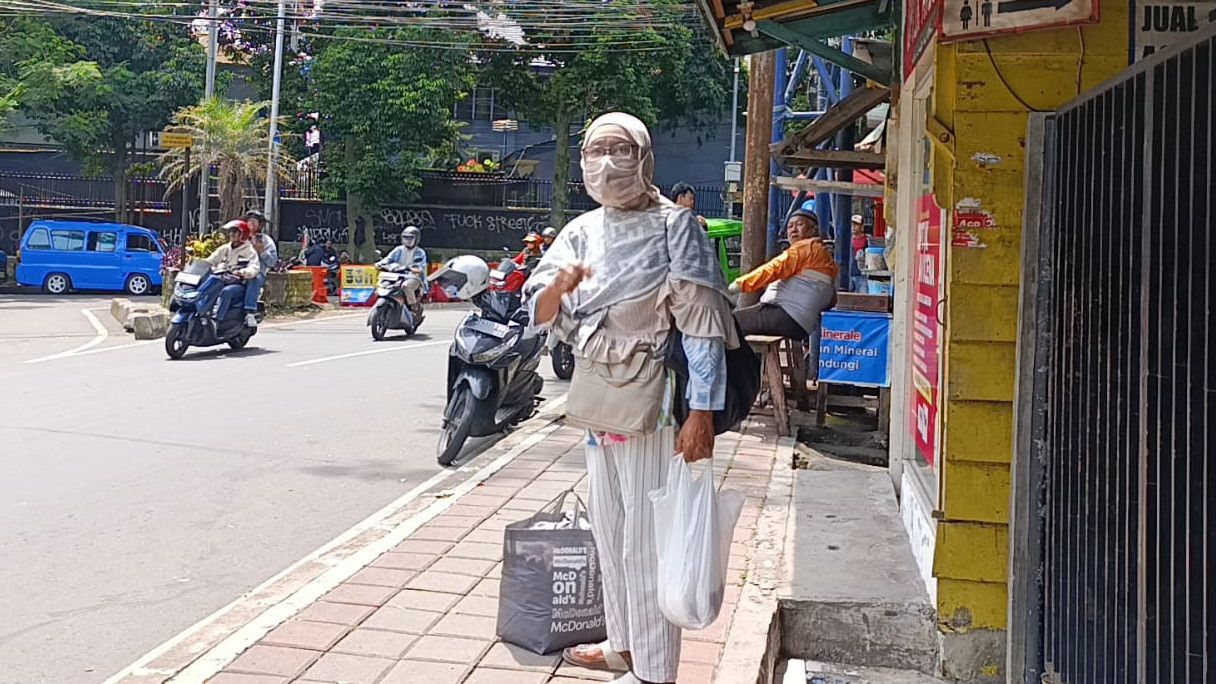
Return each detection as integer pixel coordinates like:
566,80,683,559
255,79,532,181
676,410,715,462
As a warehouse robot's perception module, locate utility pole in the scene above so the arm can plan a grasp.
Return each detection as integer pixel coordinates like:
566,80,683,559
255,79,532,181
741,50,776,307
199,0,217,233
263,0,287,230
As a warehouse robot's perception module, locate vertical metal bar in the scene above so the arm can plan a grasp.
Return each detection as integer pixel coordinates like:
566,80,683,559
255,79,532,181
1204,38,1215,681
1137,62,1157,684
1186,39,1211,682
1010,112,1054,684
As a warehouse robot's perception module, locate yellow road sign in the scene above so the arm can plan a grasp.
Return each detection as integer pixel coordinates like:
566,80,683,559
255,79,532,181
160,132,194,149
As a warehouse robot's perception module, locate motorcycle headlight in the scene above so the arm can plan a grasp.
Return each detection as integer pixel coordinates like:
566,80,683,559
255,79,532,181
454,327,481,358
472,333,518,364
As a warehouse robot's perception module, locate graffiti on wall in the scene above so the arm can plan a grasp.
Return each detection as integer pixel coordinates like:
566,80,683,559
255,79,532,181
280,201,560,251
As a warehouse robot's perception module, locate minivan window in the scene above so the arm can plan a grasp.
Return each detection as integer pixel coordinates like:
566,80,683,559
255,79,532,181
88,231,118,253
26,227,50,250
51,230,85,251
125,234,158,253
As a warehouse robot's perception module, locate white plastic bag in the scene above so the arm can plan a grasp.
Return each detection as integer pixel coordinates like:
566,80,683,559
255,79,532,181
648,454,746,630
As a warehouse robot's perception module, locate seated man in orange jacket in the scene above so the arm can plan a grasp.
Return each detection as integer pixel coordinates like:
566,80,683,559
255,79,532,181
729,210,838,340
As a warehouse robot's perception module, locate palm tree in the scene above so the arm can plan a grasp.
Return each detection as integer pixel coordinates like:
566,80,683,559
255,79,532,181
159,98,295,228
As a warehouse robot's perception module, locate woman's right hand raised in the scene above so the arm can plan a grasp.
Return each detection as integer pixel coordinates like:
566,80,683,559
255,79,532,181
551,263,593,295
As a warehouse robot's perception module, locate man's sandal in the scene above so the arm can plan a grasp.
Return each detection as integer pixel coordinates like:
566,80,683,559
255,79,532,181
562,641,631,672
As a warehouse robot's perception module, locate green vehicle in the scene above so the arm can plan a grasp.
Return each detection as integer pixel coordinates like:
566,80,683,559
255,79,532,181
705,218,743,282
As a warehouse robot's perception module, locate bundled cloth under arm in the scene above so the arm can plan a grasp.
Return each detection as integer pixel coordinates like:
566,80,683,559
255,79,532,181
525,203,737,412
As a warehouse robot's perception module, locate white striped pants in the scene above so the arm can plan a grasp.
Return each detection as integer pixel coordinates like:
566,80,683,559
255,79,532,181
585,427,681,683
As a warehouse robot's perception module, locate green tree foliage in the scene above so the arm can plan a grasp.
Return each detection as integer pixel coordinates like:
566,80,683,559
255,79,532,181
479,2,734,225
225,14,473,258
303,28,473,258
0,18,100,125
13,10,204,221
159,98,294,222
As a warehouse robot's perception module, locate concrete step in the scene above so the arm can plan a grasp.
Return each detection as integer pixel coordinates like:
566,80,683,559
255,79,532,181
779,466,939,675
781,659,949,684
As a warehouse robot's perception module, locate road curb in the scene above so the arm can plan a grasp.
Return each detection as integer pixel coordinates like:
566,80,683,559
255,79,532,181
105,395,568,684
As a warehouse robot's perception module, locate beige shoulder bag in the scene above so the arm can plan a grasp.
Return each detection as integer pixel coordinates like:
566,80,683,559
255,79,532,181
565,348,666,436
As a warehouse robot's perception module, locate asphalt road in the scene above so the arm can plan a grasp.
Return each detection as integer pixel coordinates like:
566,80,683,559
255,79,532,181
0,294,566,683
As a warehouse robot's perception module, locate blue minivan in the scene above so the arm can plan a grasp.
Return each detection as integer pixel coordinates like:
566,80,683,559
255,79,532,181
16,220,165,295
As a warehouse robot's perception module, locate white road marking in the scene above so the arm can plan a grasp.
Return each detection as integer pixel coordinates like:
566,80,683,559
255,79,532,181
22,312,371,362
107,399,568,683
24,310,109,364
285,338,452,368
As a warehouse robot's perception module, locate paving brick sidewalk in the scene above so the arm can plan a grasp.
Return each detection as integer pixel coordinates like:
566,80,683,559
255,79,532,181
208,419,783,684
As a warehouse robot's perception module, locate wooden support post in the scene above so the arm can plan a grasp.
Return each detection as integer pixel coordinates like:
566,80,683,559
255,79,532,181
741,49,776,307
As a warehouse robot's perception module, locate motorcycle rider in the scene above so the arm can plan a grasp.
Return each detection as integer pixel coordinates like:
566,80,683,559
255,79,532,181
541,226,558,252
519,231,545,271
194,220,262,321
243,209,277,328
376,226,428,308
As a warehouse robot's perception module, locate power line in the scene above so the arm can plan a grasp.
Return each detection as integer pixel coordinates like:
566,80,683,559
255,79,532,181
0,0,706,52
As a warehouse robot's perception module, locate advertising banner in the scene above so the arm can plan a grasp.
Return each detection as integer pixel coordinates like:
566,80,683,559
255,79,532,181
909,195,944,468
818,311,892,388
339,265,378,306
1134,0,1216,61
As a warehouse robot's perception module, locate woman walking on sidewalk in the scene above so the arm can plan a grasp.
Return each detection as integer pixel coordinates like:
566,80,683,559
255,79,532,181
525,112,737,684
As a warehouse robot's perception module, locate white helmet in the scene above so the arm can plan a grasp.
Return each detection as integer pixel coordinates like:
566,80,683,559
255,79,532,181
434,255,490,300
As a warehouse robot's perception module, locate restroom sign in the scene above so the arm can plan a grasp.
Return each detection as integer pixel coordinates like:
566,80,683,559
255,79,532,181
1135,0,1216,61
941,0,1098,41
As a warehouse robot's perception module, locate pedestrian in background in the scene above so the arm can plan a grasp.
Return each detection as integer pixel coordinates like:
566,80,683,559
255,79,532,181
730,209,837,340
527,112,736,684
670,182,707,228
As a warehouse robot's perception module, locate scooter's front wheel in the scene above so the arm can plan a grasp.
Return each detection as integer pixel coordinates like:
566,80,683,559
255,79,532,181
165,323,189,360
371,308,389,341
437,385,476,466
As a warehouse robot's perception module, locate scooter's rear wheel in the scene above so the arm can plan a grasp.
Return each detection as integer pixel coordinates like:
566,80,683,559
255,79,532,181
437,385,475,466
227,331,251,351
551,342,575,380
165,324,189,360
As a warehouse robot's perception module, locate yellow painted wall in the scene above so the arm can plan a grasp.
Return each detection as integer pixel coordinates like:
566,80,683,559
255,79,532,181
929,3,1130,633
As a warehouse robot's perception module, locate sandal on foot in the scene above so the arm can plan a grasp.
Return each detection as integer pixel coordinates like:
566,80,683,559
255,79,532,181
562,641,631,672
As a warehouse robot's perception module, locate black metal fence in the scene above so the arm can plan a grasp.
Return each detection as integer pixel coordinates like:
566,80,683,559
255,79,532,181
1019,27,1214,684
0,172,170,210
286,164,732,218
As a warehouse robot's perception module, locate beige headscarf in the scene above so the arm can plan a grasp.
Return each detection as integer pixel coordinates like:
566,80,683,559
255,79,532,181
526,112,727,327
580,112,662,210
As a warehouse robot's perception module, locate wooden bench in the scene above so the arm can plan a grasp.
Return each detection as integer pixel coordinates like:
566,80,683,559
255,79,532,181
746,334,792,436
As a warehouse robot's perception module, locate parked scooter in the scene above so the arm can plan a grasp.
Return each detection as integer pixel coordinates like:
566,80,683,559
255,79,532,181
323,253,340,296
165,260,264,359
493,245,575,381
431,255,546,466
368,262,425,340
550,338,575,380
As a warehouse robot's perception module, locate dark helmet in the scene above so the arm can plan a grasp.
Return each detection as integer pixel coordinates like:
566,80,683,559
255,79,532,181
401,225,421,247
244,209,269,227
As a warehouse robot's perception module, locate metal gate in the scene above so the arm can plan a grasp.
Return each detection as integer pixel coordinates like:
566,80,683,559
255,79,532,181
1014,27,1215,684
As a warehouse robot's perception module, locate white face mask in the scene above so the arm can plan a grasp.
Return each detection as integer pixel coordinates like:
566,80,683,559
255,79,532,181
581,154,648,208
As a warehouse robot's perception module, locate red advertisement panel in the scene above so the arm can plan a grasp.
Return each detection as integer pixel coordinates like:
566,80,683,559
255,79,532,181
909,195,944,467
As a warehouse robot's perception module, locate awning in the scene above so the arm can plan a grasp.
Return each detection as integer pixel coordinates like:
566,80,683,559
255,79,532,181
694,0,897,67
